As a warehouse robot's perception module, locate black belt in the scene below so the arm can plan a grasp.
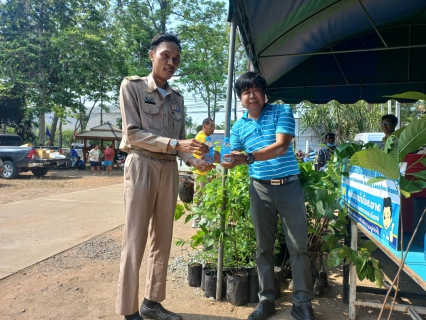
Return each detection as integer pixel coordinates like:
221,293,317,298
251,174,299,186
130,148,176,161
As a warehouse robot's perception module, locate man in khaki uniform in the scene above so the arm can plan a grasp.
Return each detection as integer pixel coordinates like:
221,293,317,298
116,33,211,320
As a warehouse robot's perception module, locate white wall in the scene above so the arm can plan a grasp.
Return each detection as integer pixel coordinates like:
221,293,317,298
294,119,321,152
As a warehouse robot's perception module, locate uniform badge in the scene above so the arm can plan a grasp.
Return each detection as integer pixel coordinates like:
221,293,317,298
170,96,180,113
171,104,180,113
143,88,155,104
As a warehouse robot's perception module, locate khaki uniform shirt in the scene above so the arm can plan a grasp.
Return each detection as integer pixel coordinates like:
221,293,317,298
119,73,193,163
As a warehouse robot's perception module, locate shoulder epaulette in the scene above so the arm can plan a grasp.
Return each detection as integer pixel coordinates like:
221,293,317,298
126,76,142,81
171,87,182,97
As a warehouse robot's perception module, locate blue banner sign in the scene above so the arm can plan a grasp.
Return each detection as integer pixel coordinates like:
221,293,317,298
342,166,401,250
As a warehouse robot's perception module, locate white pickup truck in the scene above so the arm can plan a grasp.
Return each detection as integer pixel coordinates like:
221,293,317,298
353,132,385,146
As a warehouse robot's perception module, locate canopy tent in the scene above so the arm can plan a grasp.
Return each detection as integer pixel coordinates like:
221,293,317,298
75,122,122,141
229,0,426,104
212,0,426,303
75,122,122,162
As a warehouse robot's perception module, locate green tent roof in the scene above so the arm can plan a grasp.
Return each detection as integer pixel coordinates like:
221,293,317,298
230,0,426,103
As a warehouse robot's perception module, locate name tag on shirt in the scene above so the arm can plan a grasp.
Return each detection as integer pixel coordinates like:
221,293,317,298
144,99,156,105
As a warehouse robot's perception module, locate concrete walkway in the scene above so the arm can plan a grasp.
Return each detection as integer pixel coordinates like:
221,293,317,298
0,184,124,279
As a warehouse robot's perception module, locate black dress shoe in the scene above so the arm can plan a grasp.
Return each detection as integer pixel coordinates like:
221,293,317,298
248,300,276,320
140,303,182,320
291,304,315,320
124,311,143,320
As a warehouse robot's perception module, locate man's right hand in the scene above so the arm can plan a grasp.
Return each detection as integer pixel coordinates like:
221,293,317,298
176,139,209,155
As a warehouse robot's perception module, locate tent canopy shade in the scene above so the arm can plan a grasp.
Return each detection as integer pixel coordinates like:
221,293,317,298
75,122,122,141
75,122,122,162
229,0,426,104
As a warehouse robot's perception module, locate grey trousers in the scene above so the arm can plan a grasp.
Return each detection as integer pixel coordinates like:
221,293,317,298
250,178,314,306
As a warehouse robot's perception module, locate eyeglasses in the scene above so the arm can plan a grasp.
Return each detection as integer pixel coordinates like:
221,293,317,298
381,121,391,126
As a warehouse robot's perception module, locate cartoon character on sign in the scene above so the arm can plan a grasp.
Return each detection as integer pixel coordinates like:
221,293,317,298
381,197,395,244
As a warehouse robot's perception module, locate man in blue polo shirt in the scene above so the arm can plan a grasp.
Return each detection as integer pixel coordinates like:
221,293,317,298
221,72,315,320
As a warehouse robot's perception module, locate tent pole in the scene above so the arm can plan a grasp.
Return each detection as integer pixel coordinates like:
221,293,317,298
396,101,401,129
216,6,237,301
388,100,392,114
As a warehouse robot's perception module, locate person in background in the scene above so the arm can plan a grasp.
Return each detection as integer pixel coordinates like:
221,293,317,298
221,72,315,320
307,147,316,162
117,33,211,320
103,144,115,175
303,152,312,163
70,145,79,168
380,114,398,149
89,144,102,175
70,145,79,158
296,150,304,162
317,133,337,171
191,117,215,228
76,156,86,170
313,151,319,171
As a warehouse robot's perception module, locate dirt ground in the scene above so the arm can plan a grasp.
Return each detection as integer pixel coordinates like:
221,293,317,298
0,168,425,320
0,168,124,205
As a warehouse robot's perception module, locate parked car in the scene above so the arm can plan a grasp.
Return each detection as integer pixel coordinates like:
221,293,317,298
0,134,67,179
0,159,3,176
0,134,25,146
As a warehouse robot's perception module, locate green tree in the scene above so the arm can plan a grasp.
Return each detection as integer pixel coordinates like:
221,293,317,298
297,101,384,143
177,23,228,121
0,0,119,145
0,83,26,133
55,2,120,134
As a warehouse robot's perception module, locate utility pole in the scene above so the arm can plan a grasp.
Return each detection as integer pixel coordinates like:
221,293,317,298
100,87,103,125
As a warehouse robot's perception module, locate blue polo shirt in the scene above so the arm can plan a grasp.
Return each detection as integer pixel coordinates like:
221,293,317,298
230,103,300,180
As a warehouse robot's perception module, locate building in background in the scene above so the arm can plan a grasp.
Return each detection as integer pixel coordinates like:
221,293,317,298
294,117,322,152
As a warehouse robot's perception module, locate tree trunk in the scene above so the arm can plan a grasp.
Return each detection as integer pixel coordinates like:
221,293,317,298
1,122,6,133
49,114,59,145
58,119,63,148
39,113,46,146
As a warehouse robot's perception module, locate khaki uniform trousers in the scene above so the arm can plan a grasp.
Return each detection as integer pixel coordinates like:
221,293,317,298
116,152,179,315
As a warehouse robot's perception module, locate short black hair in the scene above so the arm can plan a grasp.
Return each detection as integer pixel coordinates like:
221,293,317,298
382,114,398,125
383,197,392,209
234,72,267,98
150,33,181,52
202,118,214,126
325,132,336,139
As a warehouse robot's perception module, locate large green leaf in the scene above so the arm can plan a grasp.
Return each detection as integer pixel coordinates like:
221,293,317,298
361,240,377,253
411,170,426,180
400,176,424,195
366,177,387,185
350,149,400,180
398,118,426,161
315,188,327,202
392,126,406,138
384,92,426,100
413,180,426,190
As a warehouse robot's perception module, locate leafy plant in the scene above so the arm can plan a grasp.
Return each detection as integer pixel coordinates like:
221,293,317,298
299,147,386,288
350,116,426,197
175,165,256,269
